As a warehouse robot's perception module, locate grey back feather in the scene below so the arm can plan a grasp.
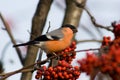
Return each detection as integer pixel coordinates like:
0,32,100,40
46,28,64,40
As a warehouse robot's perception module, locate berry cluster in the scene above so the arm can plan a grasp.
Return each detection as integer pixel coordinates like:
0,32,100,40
78,21,120,80
100,44,120,80
112,22,120,39
56,41,76,63
77,34,120,80
102,36,111,46
101,45,120,73
77,47,120,80
99,36,111,54
77,53,101,75
35,60,80,80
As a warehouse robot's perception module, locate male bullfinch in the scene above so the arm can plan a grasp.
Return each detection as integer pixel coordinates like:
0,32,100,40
13,24,77,54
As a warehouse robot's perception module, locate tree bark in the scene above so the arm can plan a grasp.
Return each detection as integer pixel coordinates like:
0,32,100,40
21,0,53,80
63,0,86,27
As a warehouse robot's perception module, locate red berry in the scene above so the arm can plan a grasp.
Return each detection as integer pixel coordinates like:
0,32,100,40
35,75,40,79
48,67,53,72
74,66,80,71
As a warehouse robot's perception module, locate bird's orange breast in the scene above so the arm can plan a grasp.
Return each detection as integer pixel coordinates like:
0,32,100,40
44,28,73,53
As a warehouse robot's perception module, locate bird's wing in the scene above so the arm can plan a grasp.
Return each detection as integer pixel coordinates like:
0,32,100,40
46,28,64,40
13,28,64,47
34,28,64,41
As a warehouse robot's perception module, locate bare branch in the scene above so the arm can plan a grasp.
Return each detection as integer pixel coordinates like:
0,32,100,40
76,39,102,44
0,13,24,65
74,0,113,32
0,54,58,80
37,50,43,67
46,21,51,33
63,0,86,27
76,48,100,52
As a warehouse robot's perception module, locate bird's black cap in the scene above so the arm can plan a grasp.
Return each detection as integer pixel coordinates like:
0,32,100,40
62,24,78,33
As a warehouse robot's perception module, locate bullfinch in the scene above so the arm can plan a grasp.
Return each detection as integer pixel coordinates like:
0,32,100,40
13,24,77,54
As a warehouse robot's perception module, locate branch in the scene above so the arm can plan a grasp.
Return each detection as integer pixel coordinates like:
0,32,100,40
76,39,102,44
74,0,113,32
37,50,43,67
0,47,100,80
76,48,100,52
46,21,51,33
21,0,53,80
0,55,58,80
63,0,86,27
0,13,24,65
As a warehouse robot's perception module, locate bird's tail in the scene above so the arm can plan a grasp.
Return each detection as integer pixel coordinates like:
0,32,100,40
13,41,37,47
13,43,28,47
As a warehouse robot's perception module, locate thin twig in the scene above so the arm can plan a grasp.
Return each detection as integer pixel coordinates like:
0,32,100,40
76,48,100,52
0,13,24,65
46,21,51,33
0,69,34,80
76,39,102,44
84,7,113,31
0,54,58,80
37,50,43,67
74,0,113,32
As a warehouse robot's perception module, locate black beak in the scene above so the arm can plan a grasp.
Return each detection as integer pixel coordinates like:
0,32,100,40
72,28,78,33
